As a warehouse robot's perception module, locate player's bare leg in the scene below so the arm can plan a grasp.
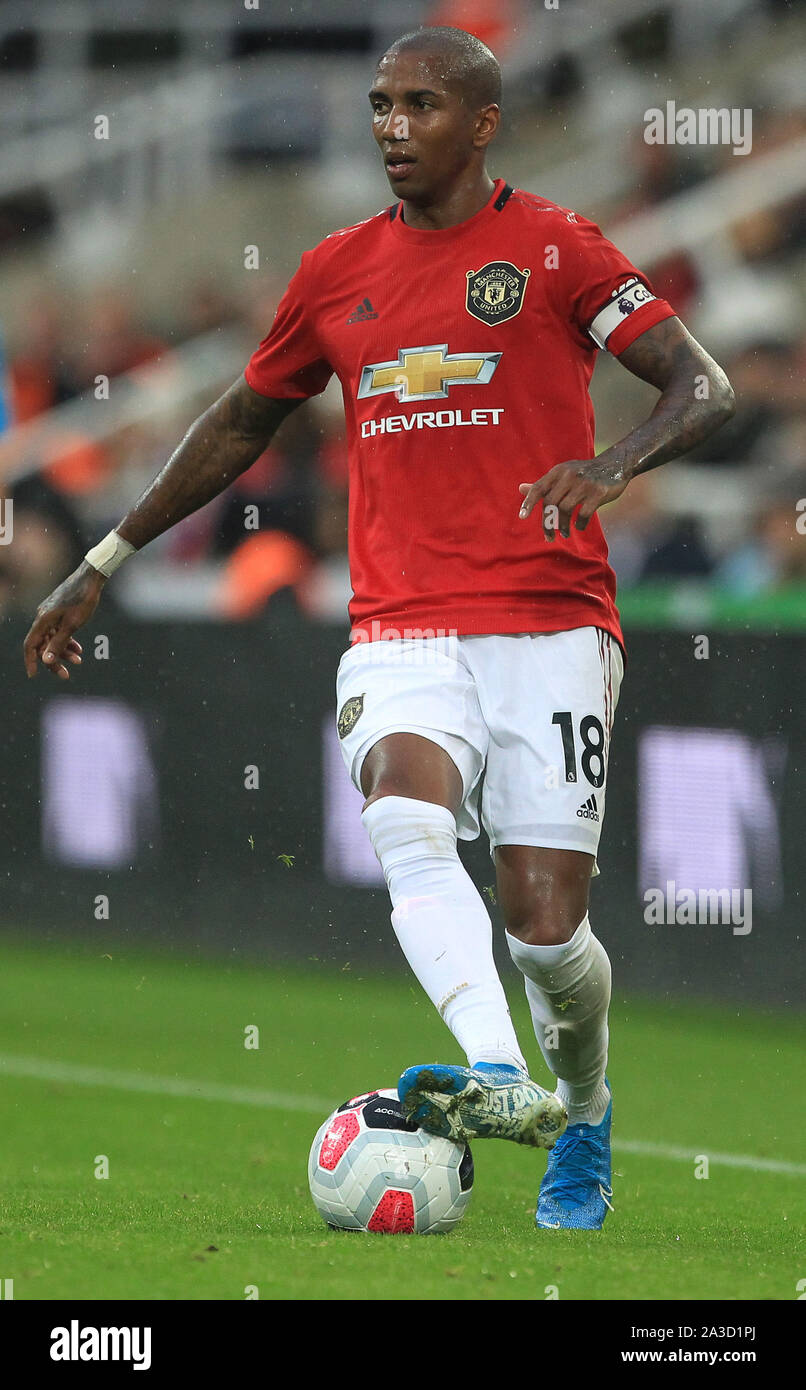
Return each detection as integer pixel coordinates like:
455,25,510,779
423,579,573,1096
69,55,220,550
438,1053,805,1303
498,845,614,1227
361,731,463,818
360,733,565,1148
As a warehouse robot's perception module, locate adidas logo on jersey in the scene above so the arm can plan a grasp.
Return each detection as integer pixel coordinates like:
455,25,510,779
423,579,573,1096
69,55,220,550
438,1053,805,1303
576,794,600,821
346,297,378,324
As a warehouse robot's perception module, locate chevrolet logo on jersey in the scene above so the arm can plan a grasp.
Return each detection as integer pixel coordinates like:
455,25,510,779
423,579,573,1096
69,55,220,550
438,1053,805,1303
357,344,501,404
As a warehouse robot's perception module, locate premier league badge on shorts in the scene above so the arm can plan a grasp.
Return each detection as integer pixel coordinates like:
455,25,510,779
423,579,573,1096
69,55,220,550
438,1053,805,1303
465,262,531,325
337,693,365,739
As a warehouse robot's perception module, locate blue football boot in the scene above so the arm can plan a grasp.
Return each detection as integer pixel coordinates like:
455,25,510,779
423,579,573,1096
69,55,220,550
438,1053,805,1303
536,1079,614,1229
398,1061,567,1149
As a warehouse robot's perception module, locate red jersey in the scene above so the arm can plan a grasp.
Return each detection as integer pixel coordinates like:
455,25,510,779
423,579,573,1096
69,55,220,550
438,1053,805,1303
245,178,674,647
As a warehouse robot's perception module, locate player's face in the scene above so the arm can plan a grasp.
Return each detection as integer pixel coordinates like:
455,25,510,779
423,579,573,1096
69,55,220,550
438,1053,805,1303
369,51,489,201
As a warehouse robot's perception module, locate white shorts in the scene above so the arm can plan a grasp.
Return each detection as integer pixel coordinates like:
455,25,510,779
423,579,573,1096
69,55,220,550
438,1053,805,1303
335,628,624,867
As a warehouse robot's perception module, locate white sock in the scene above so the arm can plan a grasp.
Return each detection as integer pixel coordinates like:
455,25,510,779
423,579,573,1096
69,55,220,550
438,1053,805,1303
506,915,611,1125
362,795,527,1071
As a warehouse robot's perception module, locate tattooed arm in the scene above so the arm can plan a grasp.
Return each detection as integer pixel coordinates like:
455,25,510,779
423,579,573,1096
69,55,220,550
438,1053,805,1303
114,374,301,549
518,317,735,541
24,376,301,678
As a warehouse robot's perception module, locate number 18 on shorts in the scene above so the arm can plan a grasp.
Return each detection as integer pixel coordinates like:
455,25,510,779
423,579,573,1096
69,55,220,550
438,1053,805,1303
335,627,623,866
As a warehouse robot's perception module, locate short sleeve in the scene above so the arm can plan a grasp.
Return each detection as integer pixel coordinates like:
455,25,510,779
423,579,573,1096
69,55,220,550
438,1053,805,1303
553,212,675,356
244,254,334,399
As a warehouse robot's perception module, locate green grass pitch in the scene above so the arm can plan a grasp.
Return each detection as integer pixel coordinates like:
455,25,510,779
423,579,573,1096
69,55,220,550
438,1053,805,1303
0,936,803,1301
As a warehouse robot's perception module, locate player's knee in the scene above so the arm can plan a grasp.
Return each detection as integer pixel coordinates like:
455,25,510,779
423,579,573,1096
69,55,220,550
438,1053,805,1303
362,784,413,812
503,892,583,946
361,793,458,865
363,778,458,817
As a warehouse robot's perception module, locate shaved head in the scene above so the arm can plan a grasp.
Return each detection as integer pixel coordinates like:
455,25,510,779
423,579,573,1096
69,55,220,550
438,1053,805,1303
370,26,502,222
381,26,502,113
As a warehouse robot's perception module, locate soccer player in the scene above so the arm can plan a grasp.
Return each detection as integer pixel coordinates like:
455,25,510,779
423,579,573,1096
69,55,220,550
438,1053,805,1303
23,27,734,1229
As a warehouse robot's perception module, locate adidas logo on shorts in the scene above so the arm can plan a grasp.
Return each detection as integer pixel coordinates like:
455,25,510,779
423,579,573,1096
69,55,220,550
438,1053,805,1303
576,794,600,822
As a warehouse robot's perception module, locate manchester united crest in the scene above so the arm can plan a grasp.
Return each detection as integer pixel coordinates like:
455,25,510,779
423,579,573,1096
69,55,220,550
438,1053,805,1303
465,261,531,325
337,693,365,740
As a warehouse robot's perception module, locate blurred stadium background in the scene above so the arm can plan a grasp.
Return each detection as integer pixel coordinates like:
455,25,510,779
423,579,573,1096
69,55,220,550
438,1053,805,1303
1,0,805,1008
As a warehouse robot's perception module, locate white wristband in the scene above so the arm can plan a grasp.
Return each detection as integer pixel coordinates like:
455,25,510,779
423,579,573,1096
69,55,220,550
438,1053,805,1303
85,530,136,577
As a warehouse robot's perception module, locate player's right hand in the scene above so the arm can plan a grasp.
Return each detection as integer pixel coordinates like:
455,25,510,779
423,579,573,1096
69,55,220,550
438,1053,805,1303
23,561,106,681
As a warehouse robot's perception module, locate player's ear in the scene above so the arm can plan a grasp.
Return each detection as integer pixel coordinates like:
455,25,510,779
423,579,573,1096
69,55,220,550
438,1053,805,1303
474,103,500,149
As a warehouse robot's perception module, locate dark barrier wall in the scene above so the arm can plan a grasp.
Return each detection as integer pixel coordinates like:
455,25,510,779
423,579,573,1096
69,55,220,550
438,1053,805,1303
2,613,803,1006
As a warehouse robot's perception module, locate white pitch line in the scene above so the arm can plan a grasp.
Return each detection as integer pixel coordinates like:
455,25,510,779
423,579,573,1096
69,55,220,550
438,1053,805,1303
612,1138,806,1177
1,1053,804,1177
0,1053,332,1115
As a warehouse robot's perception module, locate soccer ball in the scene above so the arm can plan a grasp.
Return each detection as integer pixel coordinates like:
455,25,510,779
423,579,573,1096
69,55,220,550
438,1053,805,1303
308,1089,474,1234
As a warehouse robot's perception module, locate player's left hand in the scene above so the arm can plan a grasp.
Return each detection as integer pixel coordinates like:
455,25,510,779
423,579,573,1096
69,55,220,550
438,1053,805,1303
518,455,629,543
